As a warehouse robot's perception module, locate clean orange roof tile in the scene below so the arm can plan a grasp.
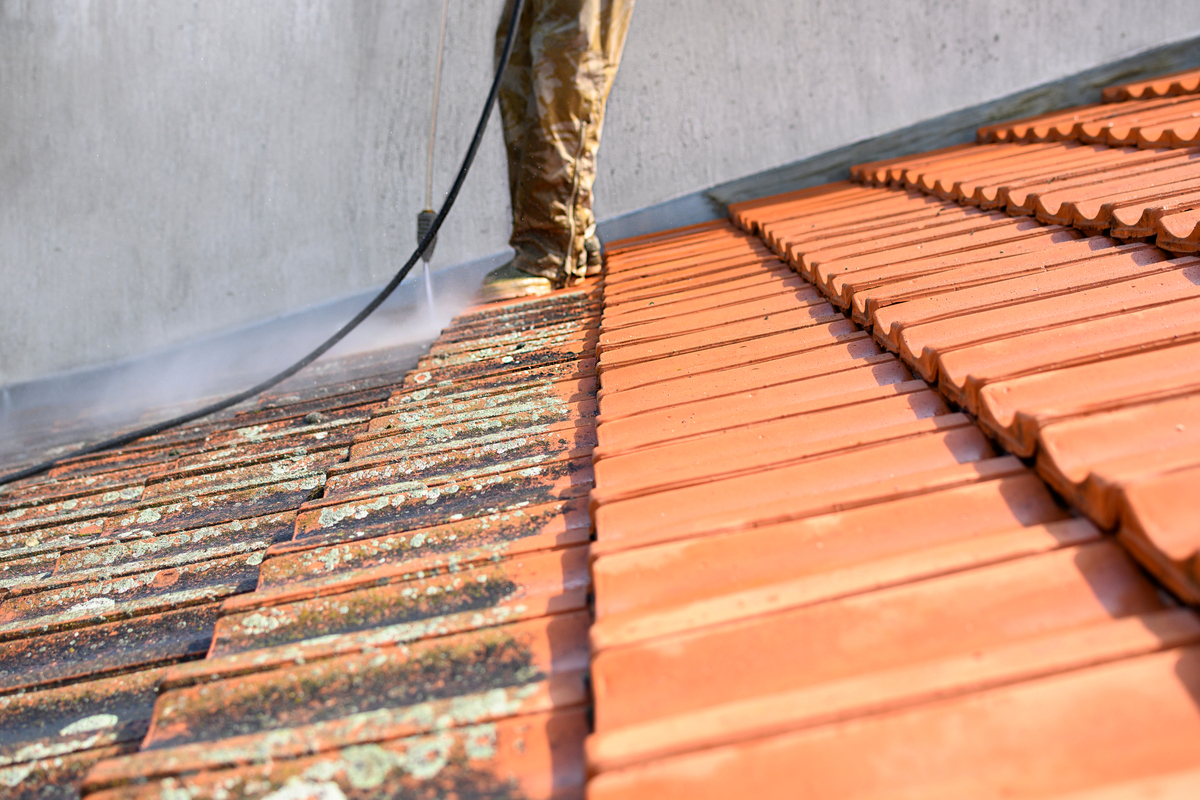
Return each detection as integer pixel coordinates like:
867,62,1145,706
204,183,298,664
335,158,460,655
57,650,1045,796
592,542,1163,737
1103,67,1200,102
867,241,1161,348
588,646,1200,800
1157,207,1200,253
592,427,998,554
592,392,952,502
591,472,1071,630
588,609,1200,776
1035,393,1200,529
1116,462,1200,603
593,360,915,456
932,293,1200,412
977,340,1200,457
897,259,1200,381
1110,186,1200,238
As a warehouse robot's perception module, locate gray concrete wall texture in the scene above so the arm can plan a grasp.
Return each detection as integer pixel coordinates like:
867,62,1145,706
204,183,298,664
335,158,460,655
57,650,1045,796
3,0,1199,385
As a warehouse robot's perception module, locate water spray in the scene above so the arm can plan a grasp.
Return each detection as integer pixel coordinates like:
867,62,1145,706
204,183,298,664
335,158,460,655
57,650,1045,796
417,0,452,321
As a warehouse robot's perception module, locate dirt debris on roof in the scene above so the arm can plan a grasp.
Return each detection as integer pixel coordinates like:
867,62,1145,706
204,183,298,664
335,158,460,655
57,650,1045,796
1,289,599,800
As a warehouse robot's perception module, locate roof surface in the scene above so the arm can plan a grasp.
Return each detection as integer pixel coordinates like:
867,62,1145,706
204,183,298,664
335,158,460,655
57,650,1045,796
3,66,1200,799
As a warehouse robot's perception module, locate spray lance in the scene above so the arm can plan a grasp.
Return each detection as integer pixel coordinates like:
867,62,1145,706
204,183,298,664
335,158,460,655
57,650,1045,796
417,0,452,269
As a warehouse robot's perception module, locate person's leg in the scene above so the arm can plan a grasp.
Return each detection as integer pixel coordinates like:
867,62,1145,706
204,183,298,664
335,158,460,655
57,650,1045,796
483,0,558,302
574,0,635,277
495,0,535,213
509,0,635,284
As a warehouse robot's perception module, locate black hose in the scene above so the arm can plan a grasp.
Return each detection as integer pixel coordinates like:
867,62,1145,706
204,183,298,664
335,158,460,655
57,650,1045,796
0,0,526,488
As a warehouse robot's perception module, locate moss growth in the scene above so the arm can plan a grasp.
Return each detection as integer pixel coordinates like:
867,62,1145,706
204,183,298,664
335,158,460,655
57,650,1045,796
157,632,542,746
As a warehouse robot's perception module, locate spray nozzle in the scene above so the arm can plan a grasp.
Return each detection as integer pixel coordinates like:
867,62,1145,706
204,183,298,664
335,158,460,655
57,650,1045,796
417,209,438,263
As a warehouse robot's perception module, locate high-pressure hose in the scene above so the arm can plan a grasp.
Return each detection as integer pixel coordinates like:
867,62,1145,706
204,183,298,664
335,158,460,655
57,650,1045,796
0,0,527,488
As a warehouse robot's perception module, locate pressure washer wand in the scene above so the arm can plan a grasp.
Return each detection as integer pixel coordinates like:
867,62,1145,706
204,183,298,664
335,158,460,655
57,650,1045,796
417,209,437,263
419,0,452,263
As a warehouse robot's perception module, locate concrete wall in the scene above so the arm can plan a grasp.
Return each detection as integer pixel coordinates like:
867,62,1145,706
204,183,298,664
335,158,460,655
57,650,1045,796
3,0,1200,385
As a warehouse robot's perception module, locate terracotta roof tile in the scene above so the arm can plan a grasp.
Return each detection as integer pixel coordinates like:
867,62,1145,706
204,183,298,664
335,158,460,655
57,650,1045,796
934,295,1200,412
589,546,1178,773
976,340,1200,457
596,288,826,349
591,392,953,502
1034,393,1200,528
1157,207,1200,252
599,315,862,390
593,539,1163,716
589,609,1200,778
1103,67,1200,102
0,553,257,643
851,139,1200,251
590,640,1200,800
866,242,1164,350
87,711,588,800
896,259,1200,380
1117,463,1200,603
257,498,590,590
594,427,1009,557
8,745,139,800
0,667,163,765
591,477,1082,648
0,604,219,693
589,74,1200,788
593,361,917,456
976,95,1200,145
212,545,588,655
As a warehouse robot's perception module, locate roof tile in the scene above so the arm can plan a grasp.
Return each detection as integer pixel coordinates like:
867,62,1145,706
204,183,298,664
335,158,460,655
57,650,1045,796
145,612,589,752
0,603,218,693
7,66,1200,800
1103,68,1200,102
591,475,1079,642
589,646,1200,800
589,609,1200,778
210,545,589,657
593,361,916,457
597,102,1200,786
0,667,163,766
592,428,1002,554
1034,393,1200,529
867,242,1164,351
896,259,1200,381
86,711,587,800
1117,462,1200,602
976,340,1200,457
592,393,953,502
933,295,1200,412
1157,207,1200,252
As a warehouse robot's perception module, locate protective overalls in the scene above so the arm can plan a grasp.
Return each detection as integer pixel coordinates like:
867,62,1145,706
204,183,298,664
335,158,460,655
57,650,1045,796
494,0,635,287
